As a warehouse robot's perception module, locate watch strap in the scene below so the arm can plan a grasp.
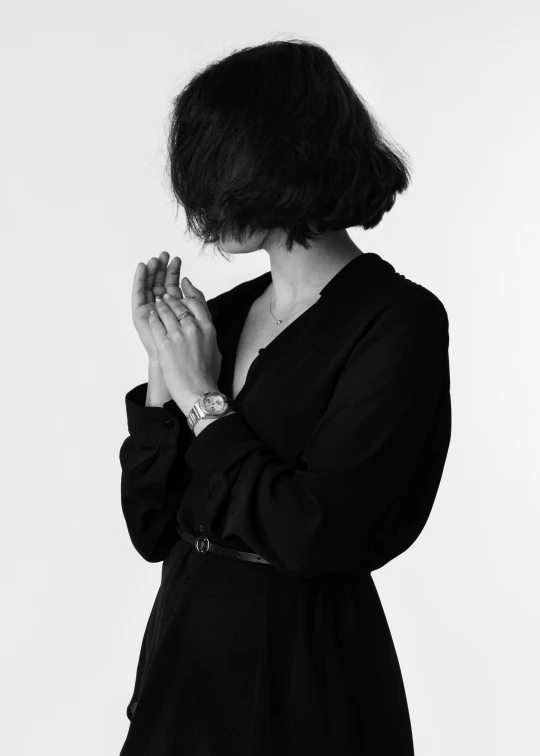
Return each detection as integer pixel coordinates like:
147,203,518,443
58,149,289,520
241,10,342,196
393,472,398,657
186,392,233,432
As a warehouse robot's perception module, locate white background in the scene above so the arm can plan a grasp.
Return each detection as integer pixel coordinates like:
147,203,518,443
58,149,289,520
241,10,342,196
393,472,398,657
2,1,539,754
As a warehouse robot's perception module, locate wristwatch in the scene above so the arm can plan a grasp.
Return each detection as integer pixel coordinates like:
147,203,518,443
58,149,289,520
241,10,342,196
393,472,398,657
186,391,234,432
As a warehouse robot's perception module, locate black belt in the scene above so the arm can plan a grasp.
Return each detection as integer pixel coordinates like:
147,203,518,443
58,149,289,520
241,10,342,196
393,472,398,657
178,526,271,565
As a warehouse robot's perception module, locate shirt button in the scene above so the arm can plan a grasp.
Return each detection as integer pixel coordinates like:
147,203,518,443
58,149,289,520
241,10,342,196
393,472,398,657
199,525,204,532
162,419,174,428
184,575,191,584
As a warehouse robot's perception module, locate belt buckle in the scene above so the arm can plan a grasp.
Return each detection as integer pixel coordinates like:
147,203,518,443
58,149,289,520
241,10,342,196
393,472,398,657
195,536,209,554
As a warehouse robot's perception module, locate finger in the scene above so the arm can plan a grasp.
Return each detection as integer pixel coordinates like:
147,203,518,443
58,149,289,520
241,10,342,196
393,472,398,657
132,262,148,311
152,251,170,297
144,257,161,304
180,277,213,322
148,307,167,339
164,256,184,299
153,297,191,333
161,294,199,324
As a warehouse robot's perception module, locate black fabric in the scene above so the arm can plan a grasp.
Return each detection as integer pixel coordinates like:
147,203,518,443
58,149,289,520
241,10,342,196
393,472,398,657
118,252,452,755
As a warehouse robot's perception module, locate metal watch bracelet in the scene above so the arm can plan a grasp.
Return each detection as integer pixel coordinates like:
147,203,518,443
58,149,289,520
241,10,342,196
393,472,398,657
186,392,234,433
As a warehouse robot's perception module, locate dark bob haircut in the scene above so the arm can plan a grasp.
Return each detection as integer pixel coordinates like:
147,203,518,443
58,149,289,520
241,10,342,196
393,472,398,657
166,38,412,256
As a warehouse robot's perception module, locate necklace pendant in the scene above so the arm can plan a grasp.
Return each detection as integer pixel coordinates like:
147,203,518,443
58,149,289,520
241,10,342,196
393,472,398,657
276,319,282,325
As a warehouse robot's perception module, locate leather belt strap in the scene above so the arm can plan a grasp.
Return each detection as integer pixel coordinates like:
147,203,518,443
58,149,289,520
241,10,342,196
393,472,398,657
178,526,271,565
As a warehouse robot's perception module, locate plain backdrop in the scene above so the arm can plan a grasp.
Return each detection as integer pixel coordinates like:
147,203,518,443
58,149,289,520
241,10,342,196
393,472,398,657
2,1,539,754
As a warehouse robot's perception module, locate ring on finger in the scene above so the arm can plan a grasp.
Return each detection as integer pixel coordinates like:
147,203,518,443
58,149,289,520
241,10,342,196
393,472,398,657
158,295,194,324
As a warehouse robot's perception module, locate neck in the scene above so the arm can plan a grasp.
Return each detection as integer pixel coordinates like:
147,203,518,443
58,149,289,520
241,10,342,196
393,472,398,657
263,229,364,311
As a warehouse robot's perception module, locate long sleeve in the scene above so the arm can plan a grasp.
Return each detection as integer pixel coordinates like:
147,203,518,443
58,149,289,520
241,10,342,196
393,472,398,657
183,298,451,579
119,295,225,563
119,382,193,562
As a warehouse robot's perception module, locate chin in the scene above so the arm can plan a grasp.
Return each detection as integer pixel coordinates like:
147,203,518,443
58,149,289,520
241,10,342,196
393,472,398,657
219,229,269,255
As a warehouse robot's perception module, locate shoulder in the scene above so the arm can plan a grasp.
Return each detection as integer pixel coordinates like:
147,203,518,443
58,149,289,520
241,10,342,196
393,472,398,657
388,272,448,329
366,258,449,333
332,253,449,341
344,261,450,356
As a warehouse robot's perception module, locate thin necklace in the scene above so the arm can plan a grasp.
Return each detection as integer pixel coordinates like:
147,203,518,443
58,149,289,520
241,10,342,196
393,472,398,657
268,286,320,325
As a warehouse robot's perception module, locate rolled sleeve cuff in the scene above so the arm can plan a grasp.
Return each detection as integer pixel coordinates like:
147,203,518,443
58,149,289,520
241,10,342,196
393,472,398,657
184,411,260,480
125,382,191,444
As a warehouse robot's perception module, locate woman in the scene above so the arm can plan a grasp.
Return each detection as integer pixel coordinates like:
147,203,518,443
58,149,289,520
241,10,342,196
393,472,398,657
118,39,451,755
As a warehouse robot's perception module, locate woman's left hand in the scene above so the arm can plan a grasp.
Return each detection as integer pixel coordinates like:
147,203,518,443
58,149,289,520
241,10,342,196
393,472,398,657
148,276,222,415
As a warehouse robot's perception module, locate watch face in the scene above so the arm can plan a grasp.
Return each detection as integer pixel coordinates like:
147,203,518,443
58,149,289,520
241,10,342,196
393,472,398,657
202,392,228,414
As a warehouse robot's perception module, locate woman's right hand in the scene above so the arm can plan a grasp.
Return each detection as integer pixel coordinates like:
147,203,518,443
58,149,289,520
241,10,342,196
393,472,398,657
132,251,184,361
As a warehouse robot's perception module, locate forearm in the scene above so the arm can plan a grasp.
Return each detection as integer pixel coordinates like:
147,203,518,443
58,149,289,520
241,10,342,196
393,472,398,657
145,359,172,407
122,369,207,561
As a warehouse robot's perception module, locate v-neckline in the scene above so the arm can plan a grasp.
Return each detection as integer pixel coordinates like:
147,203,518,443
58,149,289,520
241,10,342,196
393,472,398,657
220,272,273,405
220,252,387,405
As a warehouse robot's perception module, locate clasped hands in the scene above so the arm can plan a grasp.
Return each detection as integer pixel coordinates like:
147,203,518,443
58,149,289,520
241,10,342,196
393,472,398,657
132,251,224,418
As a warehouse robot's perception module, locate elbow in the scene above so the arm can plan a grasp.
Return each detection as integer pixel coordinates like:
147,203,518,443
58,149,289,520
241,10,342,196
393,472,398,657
122,509,180,563
128,531,176,563
137,547,169,564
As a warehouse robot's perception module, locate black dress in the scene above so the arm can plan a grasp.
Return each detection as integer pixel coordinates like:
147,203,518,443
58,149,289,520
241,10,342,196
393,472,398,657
118,251,451,756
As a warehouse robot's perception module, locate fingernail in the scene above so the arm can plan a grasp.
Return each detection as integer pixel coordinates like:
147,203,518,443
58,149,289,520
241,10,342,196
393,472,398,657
163,293,170,299
155,296,162,302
